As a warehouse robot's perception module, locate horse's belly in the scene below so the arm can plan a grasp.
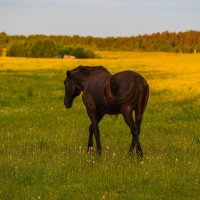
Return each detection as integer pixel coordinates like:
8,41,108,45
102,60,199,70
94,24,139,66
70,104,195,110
105,106,121,115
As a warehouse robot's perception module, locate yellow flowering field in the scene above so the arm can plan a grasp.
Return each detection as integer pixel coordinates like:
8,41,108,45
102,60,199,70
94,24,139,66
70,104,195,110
1,51,200,99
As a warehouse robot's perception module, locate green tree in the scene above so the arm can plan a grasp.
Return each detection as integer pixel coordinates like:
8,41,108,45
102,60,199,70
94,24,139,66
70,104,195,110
7,41,26,57
3,30,200,54
29,39,57,58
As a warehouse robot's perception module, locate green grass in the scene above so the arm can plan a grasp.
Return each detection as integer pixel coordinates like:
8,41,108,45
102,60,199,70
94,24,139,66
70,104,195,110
0,69,199,200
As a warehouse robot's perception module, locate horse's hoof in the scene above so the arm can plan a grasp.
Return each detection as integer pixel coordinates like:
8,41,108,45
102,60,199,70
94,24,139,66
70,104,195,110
137,154,144,163
140,159,144,165
128,150,133,156
87,146,94,154
97,149,102,156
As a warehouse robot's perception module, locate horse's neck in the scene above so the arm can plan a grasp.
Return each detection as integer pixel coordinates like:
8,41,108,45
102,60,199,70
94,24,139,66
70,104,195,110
74,71,110,91
74,73,91,91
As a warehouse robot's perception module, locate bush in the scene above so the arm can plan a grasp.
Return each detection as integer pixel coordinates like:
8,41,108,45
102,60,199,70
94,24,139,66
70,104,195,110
83,48,95,58
29,39,57,58
7,39,57,58
58,47,95,58
7,41,27,57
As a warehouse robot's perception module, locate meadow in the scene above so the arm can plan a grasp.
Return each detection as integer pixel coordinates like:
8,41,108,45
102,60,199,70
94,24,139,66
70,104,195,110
0,52,199,199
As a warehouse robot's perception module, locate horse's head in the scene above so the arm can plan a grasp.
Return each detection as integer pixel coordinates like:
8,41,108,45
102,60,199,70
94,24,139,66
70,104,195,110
64,71,81,108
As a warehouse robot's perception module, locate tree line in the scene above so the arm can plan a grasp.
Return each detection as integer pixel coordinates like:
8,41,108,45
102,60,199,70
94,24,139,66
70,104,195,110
0,30,200,58
5,39,95,58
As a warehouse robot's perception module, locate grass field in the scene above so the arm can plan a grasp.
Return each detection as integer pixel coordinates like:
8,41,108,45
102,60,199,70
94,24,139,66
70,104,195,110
0,52,200,199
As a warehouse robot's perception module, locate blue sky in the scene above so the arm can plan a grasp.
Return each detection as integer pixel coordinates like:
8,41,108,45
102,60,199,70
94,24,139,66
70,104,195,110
0,0,200,36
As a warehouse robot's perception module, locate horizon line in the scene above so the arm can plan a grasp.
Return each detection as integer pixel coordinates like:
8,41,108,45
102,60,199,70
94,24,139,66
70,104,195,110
2,29,200,38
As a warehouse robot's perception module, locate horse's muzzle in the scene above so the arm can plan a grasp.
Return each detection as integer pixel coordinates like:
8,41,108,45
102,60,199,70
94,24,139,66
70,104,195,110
65,103,72,109
64,99,72,109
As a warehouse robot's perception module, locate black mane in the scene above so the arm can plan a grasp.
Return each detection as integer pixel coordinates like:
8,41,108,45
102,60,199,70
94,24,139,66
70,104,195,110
70,65,109,75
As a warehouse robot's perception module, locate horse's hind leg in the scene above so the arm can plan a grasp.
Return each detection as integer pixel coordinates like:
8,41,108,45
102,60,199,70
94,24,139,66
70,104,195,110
122,110,140,157
87,124,94,153
134,86,149,159
134,107,144,159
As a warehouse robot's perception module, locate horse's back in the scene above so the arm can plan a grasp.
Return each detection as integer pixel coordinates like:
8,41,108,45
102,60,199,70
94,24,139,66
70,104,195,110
83,70,149,114
110,70,148,99
111,70,148,86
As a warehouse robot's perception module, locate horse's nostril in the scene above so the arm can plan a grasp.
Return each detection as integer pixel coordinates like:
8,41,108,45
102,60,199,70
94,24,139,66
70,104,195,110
65,104,72,108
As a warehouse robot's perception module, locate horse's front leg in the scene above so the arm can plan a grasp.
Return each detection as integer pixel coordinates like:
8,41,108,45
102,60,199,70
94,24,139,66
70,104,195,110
93,121,101,155
87,110,103,155
87,124,94,153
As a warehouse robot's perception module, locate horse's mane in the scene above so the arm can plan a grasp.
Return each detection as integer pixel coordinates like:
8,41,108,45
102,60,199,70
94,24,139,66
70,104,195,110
71,65,110,75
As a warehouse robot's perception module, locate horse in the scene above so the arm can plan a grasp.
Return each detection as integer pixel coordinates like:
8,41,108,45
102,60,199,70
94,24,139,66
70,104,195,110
64,66,149,159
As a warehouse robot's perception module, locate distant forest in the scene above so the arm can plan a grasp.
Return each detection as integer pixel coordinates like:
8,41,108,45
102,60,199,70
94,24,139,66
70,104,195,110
1,30,200,58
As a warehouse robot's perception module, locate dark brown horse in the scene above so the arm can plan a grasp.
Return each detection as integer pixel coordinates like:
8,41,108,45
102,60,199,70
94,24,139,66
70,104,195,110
64,66,149,159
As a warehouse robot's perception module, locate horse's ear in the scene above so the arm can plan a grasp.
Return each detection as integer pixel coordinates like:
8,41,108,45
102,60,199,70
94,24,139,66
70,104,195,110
110,77,118,96
66,71,71,78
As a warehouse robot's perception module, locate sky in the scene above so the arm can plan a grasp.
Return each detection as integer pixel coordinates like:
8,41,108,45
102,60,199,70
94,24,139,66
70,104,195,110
0,0,200,37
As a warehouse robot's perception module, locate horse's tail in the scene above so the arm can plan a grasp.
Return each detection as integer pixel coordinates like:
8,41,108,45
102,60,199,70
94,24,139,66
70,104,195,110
138,81,149,114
